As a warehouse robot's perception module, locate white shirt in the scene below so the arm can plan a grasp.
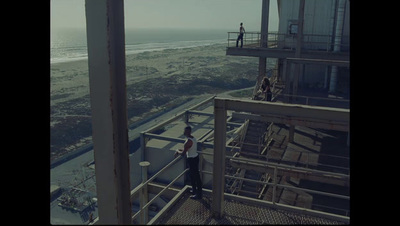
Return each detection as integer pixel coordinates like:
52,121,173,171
240,26,245,34
185,137,198,158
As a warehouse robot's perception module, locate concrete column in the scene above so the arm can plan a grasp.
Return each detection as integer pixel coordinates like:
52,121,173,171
258,0,270,80
258,57,267,79
139,161,150,224
329,0,347,93
295,0,305,56
289,0,306,138
85,0,131,224
260,0,270,48
292,0,305,98
212,99,227,218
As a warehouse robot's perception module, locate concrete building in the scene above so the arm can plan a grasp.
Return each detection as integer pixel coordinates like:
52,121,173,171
83,0,350,224
227,0,350,95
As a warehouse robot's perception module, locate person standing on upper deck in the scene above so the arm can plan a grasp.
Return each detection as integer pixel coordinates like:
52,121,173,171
174,126,203,199
236,22,245,48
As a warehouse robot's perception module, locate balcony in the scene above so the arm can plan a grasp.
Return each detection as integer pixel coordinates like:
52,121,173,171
226,32,349,61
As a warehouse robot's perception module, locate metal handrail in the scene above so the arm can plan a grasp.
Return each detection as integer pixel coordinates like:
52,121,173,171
275,93,350,107
130,155,184,201
227,31,261,47
227,32,350,51
223,173,349,200
200,167,349,215
226,154,349,178
131,167,189,223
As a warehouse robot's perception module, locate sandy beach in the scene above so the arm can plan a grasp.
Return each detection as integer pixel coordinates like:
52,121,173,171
50,43,273,160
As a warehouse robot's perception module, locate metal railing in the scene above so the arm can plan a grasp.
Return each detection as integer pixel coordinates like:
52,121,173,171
126,119,349,224
130,155,188,224
227,31,261,47
198,152,350,218
227,32,350,52
275,93,350,109
123,93,349,224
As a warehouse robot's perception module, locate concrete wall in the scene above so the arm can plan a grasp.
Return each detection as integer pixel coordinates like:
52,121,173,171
129,151,144,189
277,0,350,90
278,0,336,37
147,145,186,186
341,0,350,52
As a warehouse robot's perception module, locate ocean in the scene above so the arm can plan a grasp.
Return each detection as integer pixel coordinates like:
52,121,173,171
50,28,230,64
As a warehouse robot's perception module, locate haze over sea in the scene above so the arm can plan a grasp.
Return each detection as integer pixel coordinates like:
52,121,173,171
50,28,233,64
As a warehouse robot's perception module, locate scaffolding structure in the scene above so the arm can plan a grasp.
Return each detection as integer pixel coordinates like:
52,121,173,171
83,0,350,224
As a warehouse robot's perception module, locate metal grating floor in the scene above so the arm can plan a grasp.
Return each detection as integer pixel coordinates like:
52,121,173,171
154,191,347,225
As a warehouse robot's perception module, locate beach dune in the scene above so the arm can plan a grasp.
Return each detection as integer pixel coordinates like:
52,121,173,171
50,43,272,160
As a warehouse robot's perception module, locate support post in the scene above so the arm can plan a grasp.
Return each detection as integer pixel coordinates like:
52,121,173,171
289,125,295,143
272,166,278,205
85,0,131,224
258,57,267,79
260,0,270,48
258,0,270,80
212,99,227,218
184,110,189,123
347,127,350,147
293,0,305,98
139,161,150,224
140,132,146,162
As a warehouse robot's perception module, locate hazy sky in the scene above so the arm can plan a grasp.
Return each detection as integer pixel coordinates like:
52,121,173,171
51,0,279,31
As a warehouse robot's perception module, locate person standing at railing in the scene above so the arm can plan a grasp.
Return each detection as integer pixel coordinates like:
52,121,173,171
255,77,271,101
263,77,272,101
236,22,245,48
174,126,203,199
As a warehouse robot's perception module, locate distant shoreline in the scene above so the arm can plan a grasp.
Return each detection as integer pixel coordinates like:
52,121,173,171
51,42,228,65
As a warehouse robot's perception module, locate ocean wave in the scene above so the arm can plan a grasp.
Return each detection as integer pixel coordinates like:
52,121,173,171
51,28,229,64
51,39,226,64
125,39,225,55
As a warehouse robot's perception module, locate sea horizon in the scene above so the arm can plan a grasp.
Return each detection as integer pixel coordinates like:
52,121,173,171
51,27,238,64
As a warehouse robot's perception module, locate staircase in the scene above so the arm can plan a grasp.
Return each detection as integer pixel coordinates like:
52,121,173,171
227,69,283,199
240,120,269,159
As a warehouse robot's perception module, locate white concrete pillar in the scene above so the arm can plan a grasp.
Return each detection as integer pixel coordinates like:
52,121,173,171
212,99,227,218
85,0,131,224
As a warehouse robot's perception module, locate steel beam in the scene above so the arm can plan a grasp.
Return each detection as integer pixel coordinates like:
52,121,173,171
226,47,349,61
286,58,350,67
229,157,349,186
85,0,131,224
223,98,349,130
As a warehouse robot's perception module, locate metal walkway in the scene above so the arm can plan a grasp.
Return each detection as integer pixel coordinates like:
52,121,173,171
154,190,347,225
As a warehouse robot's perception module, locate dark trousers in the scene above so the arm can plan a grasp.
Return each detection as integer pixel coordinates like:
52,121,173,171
266,91,272,101
236,33,244,47
187,155,202,196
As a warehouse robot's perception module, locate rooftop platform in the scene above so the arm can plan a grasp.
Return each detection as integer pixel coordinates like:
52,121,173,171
122,93,350,225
